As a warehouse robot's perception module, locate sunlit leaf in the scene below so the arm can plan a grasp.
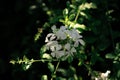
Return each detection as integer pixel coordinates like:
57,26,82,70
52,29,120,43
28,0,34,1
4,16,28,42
63,8,69,17
42,53,52,59
105,53,116,59
69,14,75,21
41,75,48,80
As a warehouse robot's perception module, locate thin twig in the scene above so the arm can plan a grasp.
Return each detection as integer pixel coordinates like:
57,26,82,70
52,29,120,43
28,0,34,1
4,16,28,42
51,60,60,80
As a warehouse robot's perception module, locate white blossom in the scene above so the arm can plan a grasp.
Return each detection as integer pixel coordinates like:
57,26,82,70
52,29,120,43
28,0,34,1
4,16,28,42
45,33,56,42
66,47,76,55
92,70,111,80
56,30,67,40
51,25,57,33
46,41,58,50
55,26,67,40
70,47,76,55
70,28,82,41
45,25,84,59
74,39,85,47
64,43,71,51
51,50,65,58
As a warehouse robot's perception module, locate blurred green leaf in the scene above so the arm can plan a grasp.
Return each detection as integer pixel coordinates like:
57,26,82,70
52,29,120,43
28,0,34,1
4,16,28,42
41,75,48,80
57,68,67,76
63,8,69,17
117,70,120,78
69,14,75,21
106,53,116,59
48,62,54,72
42,53,52,59
67,56,73,63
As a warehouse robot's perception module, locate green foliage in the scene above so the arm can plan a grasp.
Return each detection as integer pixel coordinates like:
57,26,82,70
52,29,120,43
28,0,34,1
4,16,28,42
9,0,120,80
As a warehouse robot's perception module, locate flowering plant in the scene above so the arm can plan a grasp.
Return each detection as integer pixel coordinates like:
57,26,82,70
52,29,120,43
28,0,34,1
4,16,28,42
45,25,85,59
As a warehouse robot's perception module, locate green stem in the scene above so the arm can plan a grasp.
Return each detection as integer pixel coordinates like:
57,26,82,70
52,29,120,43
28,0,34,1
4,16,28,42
15,59,58,64
51,60,60,80
74,8,80,23
74,0,86,22
32,59,58,62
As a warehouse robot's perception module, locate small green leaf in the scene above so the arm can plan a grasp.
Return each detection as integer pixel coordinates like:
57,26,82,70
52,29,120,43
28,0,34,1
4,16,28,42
63,8,69,17
42,53,52,59
117,70,120,77
78,61,82,66
67,56,73,63
105,53,116,59
57,68,67,76
41,75,48,80
69,14,75,20
48,63,54,72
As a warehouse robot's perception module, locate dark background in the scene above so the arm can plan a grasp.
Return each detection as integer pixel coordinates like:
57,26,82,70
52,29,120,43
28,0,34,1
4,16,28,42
0,0,120,80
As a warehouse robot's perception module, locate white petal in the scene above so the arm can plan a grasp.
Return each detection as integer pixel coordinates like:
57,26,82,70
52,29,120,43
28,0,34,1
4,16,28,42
51,25,57,32
60,26,66,31
45,33,55,42
78,39,85,46
50,46,55,51
71,47,76,53
51,52,55,57
50,34,56,41
56,44,62,51
56,51,65,58
46,41,58,47
56,30,67,40
74,41,79,47
45,37,49,42
65,43,71,50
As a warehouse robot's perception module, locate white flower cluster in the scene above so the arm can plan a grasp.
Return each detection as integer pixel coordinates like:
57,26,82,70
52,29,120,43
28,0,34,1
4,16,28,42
45,25,85,59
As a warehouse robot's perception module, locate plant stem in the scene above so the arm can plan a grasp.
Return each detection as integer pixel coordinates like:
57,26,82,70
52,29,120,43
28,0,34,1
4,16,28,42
51,60,60,80
74,0,86,22
74,8,80,23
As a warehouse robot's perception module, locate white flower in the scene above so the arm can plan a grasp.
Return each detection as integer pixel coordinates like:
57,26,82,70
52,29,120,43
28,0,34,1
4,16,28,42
50,44,62,51
66,47,76,55
65,28,82,40
66,28,85,47
45,25,85,59
46,41,58,50
92,70,111,80
64,43,71,51
56,30,67,40
55,26,67,40
51,25,57,33
70,28,82,41
74,39,85,47
45,33,56,42
60,26,66,31
51,51,65,59
70,47,76,55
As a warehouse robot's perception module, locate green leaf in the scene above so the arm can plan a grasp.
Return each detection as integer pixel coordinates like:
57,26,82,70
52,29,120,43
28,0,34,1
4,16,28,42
117,70,120,78
48,63,54,72
63,8,68,17
67,56,73,63
90,52,103,65
41,75,48,80
105,53,116,59
69,14,75,21
57,68,67,76
42,53,52,59
22,62,32,71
